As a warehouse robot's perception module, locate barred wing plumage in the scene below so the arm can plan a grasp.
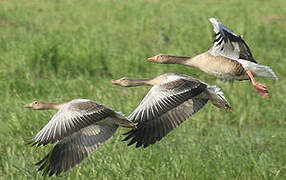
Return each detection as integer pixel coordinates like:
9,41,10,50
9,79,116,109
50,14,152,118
30,99,114,146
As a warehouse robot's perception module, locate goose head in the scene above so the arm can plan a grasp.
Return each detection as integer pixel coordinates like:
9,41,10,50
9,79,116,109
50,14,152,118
147,54,172,64
111,77,133,87
24,101,49,110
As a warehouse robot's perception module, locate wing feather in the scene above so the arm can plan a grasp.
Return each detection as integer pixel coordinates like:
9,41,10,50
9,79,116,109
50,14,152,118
123,75,209,148
128,78,207,123
125,97,208,148
30,99,115,146
36,124,118,176
209,18,257,63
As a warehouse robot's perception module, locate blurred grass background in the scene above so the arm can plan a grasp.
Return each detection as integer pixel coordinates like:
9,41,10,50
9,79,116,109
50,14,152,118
0,0,285,179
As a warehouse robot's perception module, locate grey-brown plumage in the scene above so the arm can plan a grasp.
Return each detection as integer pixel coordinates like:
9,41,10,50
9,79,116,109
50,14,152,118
28,100,115,146
36,124,117,176
147,18,278,98
25,99,135,176
112,73,231,148
124,98,208,148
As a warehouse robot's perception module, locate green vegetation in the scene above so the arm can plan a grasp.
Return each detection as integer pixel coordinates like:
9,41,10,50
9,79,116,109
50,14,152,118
0,0,285,179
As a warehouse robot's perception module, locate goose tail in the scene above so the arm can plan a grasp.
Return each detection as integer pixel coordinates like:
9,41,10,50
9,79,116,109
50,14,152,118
237,59,278,80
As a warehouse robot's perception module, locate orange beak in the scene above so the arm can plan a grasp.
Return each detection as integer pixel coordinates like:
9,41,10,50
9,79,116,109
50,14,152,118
24,103,33,108
111,79,119,85
147,56,157,62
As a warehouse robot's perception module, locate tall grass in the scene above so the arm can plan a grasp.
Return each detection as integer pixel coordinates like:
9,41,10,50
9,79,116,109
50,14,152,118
0,0,285,179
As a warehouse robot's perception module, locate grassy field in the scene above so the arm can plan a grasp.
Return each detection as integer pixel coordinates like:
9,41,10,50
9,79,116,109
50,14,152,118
0,0,285,179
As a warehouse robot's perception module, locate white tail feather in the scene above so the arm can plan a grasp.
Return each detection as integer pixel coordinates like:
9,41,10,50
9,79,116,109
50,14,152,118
237,59,278,80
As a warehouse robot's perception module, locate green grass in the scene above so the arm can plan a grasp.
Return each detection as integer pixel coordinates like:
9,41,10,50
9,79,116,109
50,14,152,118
0,0,285,179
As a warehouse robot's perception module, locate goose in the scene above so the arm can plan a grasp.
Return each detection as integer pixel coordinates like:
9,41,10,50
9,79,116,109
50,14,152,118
24,99,135,176
147,18,278,98
111,73,231,148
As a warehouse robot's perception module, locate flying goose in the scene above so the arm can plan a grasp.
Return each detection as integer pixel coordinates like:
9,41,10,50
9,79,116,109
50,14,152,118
147,18,278,98
111,73,231,148
24,99,135,176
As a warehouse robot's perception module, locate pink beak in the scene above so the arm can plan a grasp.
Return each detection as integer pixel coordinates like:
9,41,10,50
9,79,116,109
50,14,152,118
147,56,156,62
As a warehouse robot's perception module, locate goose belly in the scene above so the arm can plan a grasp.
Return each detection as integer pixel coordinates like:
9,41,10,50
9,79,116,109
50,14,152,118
206,69,248,80
196,56,248,80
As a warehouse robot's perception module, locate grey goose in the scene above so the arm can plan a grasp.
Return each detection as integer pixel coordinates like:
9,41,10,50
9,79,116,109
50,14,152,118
25,99,135,176
112,73,231,148
147,18,278,98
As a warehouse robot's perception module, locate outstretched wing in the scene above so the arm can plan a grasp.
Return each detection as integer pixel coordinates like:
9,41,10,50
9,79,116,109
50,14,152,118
123,97,208,148
36,124,118,176
124,76,207,148
30,99,115,146
128,77,207,123
209,17,257,63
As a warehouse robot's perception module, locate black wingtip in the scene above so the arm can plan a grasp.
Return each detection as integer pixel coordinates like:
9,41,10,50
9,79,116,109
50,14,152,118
122,130,133,136
41,164,51,177
135,142,143,148
35,154,49,166
49,169,55,177
38,163,46,172
127,137,138,146
122,136,130,142
25,140,33,146
143,144,150,148
122,133,133,142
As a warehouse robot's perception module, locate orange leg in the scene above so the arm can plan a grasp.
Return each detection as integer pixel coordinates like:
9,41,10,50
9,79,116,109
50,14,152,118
246,70,269,98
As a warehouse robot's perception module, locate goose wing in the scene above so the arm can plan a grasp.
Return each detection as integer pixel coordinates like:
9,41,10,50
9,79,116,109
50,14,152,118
124,97,208,148
36,124,118,176
128,77,207,123
209,17,257,63
124,76,207,148
30,99,115,146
